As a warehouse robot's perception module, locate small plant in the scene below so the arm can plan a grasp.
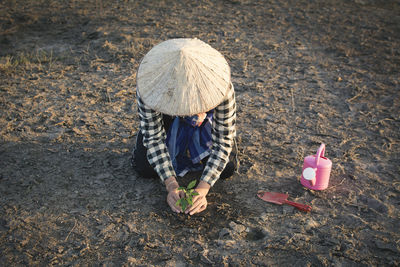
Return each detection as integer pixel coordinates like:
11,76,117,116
176,180,199,212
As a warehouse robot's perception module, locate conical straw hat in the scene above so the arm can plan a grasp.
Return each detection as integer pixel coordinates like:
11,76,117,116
137,38,231,116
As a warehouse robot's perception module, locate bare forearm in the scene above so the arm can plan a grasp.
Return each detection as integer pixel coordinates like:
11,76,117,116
165,176,179,192
196,180,211,195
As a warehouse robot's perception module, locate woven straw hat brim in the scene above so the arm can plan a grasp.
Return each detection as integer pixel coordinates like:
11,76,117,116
137,38,231,116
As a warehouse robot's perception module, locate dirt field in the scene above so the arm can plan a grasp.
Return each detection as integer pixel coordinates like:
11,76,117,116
1,0,399,266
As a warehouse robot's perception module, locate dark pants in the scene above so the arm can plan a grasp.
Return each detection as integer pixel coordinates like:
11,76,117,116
132,115,237,180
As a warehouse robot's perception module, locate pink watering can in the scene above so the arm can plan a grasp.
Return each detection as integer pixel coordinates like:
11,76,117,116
300,144,332,190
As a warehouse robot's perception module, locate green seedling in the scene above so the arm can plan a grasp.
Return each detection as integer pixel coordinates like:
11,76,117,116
176,180,199,212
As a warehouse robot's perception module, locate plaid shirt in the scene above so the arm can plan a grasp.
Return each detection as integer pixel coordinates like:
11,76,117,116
137,84,236,187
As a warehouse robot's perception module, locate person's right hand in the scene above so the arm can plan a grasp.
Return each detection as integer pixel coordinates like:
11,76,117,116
165,177,184,213
167,188,185,213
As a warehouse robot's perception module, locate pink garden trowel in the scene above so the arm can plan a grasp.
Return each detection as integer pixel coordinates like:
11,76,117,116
257,191,312,212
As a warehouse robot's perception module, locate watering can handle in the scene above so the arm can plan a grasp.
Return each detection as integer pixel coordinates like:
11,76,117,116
315,144,325,165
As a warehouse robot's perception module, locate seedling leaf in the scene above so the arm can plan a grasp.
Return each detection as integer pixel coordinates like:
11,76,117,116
181,199,188,212
187,180,197,189
175,180,200,213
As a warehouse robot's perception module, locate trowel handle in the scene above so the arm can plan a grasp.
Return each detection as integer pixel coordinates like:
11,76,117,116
315,143,325,165
284,200,312,212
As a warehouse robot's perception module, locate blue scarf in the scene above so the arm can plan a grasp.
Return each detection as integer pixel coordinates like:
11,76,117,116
166,111,213,177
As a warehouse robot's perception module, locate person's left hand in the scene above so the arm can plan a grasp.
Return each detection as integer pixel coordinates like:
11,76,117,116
185,181,211,215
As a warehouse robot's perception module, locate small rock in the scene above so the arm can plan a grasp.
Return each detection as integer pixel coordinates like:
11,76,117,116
137,237,146,247
216,239,236,249
20,239,29,246
282,205,294,214
200,249,214,265
165,259,186,267
374,240,399,253
229,221,246,233
99,223,115,235
95,173,113,180
187,249,198,260
125,221,137,233
265,206,276,213
0,218,7,227
342,214,366,228
354,0,367,5
305,218,320,230
367,198,388,214
127,257,137,264
110,230,125,242
219,228,231,239
246,228,267,241
259,212,269,222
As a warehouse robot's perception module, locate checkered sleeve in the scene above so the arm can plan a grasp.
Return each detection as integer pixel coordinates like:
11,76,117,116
137,95,176,183
200,83,236,187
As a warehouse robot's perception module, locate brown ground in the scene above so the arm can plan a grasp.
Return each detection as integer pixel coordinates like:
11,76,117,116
1,0,399,266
